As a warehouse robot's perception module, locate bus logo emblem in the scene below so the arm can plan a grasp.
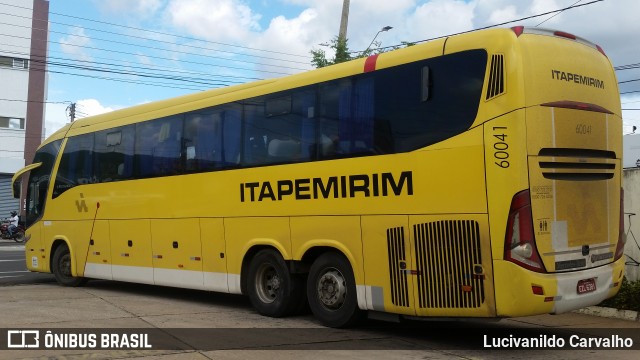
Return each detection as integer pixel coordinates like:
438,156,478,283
75,193,88,213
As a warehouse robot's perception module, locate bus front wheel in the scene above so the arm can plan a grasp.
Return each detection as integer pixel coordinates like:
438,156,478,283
247,249,304,317
307,252,362,328
52,244,86,287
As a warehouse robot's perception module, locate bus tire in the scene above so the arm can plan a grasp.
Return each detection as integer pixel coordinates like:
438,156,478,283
52,244,87,287
307,252,363,328
246,249,303,317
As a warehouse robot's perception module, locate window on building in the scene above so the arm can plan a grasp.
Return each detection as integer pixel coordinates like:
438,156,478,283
0,56,28,69
0,56,11,67
0,117,25,129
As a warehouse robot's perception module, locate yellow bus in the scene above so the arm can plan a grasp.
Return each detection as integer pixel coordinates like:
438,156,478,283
13,26,625,328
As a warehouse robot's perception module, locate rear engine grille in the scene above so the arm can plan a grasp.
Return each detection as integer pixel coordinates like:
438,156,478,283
537,148,617,181
387,227,410,307
486,54,505,100
414,220,484,309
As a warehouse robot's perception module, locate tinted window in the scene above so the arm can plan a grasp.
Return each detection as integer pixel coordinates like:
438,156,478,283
184,108,220,172
53,134,95,198
94,125,135,182
26,140,62,226
373,49,487,152
136,115,183,177
318,78,375,159
243,89,315,166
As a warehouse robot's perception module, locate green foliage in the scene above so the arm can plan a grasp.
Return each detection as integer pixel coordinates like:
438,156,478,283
599,277,640,312
310,37,415,69
311,36,352,68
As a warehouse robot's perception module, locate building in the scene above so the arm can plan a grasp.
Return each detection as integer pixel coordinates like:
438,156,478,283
0,0,49,216
623,133,640,169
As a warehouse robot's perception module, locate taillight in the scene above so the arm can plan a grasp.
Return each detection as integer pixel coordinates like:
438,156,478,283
504,190,546,272
553,31,577,40
541,101,613,114
511,26,524,37
614,188,626,261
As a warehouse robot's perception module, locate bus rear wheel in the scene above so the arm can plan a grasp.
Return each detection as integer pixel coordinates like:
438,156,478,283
52,244,87,287
247,249,304,317
307,252,362,328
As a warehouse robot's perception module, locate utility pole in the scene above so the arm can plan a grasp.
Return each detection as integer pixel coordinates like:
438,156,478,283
68,102,76,122
338,0,350,42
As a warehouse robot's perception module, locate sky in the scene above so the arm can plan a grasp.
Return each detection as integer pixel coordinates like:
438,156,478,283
12,0,640,136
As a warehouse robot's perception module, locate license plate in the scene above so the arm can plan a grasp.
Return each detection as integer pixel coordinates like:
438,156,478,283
577,278,596,294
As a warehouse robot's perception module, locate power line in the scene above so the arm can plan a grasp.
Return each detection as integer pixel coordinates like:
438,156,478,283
616,63,640,71
536,0,583,27
0,32,300,77
0,22,310,72
362,0,604,54
0,98,70,104
0,42,263,83
0,1,310,59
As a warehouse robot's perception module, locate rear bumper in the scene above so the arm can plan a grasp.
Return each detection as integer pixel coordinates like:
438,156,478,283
494,257,625,317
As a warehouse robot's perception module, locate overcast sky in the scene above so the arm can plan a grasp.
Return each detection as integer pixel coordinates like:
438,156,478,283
32,0,640,136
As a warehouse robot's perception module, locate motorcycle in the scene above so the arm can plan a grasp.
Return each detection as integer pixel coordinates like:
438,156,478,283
0,220,25,243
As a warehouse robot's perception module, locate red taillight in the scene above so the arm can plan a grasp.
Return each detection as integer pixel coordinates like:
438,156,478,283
553,31,576,40
511,26,524,37
595,44,607,57
541,100,613,114
614,188,626,261
504,190,546,273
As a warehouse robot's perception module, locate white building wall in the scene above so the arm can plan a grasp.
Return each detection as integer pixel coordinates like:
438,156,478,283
623,134,640,169
622,169,640,281
0,0,33,54
0,0,34,174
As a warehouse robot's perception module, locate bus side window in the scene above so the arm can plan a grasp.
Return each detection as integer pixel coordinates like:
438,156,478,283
318,78,374,159
221,105,242,168
94,125,134,182
135,116,183,178
184,110,220,172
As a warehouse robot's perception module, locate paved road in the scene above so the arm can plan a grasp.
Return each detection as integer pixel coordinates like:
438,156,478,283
1,242,639,359
0,242,54,285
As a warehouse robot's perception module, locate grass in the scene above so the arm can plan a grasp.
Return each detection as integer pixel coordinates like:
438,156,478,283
598,277,640,312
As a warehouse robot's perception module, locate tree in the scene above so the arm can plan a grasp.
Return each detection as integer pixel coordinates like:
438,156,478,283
310,36,352,68
310,37,415,69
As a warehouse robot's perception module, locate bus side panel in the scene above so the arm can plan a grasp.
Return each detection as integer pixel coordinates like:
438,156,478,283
409,214,495,317
110,219,154,284
224,217,291,294
84,220,112,280
201,218,228,293
43,220,93,277
25,223,45,273
291,215,363,284
151,218,204,290
483,109,529,261
354,216,411,314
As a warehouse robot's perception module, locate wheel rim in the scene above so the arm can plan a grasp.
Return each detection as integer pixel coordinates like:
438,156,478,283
254,263,280,304
316,268,347,310
59,253,72,278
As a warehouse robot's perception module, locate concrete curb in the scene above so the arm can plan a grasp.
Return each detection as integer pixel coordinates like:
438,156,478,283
574,306,640,322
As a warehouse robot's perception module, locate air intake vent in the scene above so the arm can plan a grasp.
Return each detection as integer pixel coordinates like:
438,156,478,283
486,54,505,100
538,148,617,181
414,220,484,309
387,227,409,307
